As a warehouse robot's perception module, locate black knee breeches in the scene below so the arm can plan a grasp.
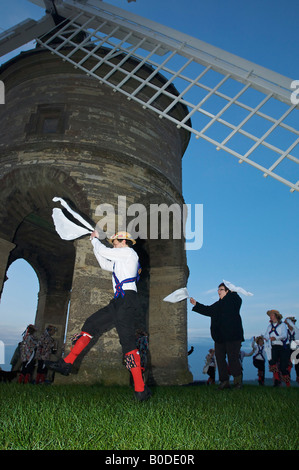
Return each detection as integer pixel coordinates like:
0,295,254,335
82,290,139,355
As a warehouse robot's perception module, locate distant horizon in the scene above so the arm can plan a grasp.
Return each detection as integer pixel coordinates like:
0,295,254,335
2,337,299,387
0,0,298,390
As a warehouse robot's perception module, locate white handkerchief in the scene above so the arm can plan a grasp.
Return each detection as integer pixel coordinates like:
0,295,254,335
53,197,94,232
52,197,95,240
223,280,253,296
264,339,272,361
52,208,92,240
163,287,189,303
291,340,299,351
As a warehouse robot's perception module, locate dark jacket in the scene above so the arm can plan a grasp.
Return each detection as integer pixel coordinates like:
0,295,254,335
192,291,244,344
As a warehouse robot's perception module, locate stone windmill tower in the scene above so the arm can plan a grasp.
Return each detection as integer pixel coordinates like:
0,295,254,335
0,0,298,385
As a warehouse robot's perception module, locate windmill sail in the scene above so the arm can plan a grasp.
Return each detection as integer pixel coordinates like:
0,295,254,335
1,0,298,192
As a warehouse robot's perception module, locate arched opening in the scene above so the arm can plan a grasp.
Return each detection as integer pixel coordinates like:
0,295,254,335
0,166,90,376
0,259,39,371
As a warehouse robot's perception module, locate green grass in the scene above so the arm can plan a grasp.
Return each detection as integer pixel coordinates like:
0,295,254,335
0,383,298,450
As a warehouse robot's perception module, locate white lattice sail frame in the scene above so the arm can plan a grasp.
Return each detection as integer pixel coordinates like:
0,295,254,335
1,0,298,192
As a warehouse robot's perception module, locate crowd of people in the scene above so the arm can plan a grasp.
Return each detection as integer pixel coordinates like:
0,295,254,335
5,238,299,394
191,285,299,389
10,322,150,388
10,324,57,384
9,276,299,391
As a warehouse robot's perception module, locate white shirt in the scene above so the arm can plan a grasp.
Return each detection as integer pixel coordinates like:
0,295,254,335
285,319,299,340
253,344,266,361
285,319,299,350
264,322,288,346
91,238,139,294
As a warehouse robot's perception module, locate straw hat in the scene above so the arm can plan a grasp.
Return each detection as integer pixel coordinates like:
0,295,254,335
267,309,283,321
108,231,136,245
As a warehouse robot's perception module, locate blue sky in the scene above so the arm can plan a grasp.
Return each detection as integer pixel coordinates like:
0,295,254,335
0,0,298,380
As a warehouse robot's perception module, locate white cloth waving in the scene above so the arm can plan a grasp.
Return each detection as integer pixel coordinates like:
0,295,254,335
223,279,253,296
163,287,190,303
52,197,94,240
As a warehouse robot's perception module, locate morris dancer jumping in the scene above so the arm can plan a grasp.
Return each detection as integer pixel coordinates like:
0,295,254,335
48,230,151,402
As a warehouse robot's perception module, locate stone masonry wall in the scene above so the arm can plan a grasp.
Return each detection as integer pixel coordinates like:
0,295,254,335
0,48,192,385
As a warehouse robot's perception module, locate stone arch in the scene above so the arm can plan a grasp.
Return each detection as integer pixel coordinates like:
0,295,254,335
0,165,90,240
0,165,90,354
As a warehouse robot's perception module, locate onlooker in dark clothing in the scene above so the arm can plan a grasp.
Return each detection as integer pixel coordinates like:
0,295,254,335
190,282,244,390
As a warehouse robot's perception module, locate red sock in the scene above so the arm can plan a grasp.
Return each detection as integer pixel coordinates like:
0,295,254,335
24,373,31,384
273,371,280,382
282,375,291,387
64,332,92,364
125,349,145,392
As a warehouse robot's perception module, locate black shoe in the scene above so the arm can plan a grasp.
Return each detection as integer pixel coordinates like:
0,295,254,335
134,385,152,402
47,358,72,376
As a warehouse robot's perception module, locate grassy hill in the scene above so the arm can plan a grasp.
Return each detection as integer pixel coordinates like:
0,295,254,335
0,383,298,451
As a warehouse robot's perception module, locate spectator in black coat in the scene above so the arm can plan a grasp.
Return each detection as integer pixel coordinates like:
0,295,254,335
190,282,244,390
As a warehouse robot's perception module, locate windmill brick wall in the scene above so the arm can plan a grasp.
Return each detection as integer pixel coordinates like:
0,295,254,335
0,48,192,385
